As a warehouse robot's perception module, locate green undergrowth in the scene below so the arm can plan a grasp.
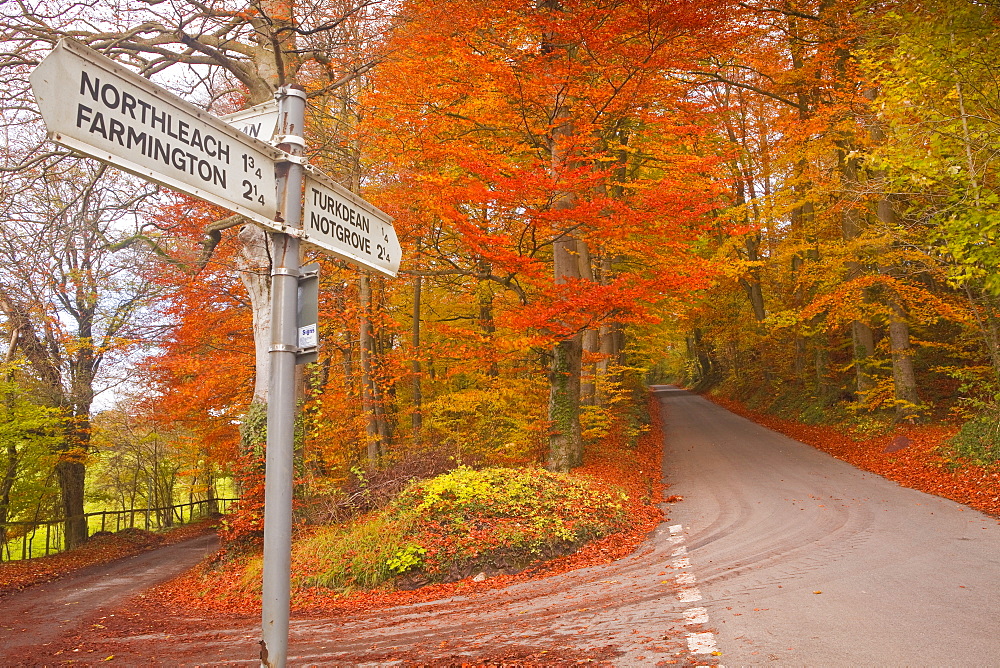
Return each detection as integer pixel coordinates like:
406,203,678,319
289,466,627,593
942,410,1000,468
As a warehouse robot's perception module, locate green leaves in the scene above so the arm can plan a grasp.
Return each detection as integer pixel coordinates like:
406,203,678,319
386,544,428,574
0,368,63,529
290,465,627,592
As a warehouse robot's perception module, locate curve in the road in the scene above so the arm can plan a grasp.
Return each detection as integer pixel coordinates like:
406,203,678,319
11,388,996,666
657,385,1000,665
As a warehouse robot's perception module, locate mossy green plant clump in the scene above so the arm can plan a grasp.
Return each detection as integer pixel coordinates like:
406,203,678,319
942,410,1000,468
292,466,627,593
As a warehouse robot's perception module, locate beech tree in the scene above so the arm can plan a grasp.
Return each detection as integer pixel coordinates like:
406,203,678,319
0,0,391,545
363,0,734,470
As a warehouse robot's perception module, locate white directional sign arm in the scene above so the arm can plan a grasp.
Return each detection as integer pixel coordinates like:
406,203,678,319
29,38,284,227
302,166,401,277
30,38,403,277
219,101,280,142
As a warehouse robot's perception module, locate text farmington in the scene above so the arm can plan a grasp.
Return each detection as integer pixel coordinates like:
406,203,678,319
74,71,231,188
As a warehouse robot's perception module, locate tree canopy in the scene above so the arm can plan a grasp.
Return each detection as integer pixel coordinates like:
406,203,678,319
2,0,1000,550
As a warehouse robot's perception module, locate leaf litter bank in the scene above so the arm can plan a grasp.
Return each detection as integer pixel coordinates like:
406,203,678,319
151,394,666,617
709,394,1000,518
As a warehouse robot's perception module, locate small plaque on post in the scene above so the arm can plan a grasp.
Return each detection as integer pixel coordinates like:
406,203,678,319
298,323,318,349
296,263,320,365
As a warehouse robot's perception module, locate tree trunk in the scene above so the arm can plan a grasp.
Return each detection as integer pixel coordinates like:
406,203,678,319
693,328,713,382
581,328,599,406
236,223,273,456
578,242,598,406
477,265,499,378
411,272,423,444
851,320,876,397
548,232,584,472
359,273,381,463
738,237,767,322
207,475,219,515
595,255,615,406
838,143,878,397
0,441,17,558
789,197,814,386
548,334,583,472
887,298,922,422
873,178,921,421
813,334,832,401
540,0,584,471
55,458,87,550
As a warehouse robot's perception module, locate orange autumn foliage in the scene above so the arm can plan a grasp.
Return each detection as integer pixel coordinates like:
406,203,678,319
139,195,255,469
362,0,739,346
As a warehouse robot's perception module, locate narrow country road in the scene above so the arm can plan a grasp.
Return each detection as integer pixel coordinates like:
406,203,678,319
0,534,220,663
9,388,999,665
657,386,1000,664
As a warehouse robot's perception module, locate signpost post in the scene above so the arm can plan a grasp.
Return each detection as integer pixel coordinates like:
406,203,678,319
260,86,306,668
30,39,402,668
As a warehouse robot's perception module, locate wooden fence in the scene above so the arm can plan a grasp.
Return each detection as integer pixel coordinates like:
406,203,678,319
0,497,238,562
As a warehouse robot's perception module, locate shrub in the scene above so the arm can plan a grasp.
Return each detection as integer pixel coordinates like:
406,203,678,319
291,466,627,593
944,410,1000,467
293,514,416,591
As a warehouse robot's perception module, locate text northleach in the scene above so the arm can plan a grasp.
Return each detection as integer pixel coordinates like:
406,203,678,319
74,71,231,188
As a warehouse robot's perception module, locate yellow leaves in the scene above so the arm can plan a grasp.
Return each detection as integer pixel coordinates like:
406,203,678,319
800,274,972,332
763,310,799,330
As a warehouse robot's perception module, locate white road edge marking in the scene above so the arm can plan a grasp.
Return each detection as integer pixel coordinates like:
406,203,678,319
684,607,709,624
667,524,722,661
687,631,719,654
677,587,703,603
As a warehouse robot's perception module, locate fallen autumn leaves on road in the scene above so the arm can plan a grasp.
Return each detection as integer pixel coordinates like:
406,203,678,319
709,394,1000,518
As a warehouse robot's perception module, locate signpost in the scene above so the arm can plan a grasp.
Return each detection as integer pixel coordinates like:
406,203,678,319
29,38,283,228
220,100,281,142
30,38,403,668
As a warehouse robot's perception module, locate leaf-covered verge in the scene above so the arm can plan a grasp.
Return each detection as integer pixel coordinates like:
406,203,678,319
0,518,219,597
708,395,1000,517
152,394,667,615
292,466,629,593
